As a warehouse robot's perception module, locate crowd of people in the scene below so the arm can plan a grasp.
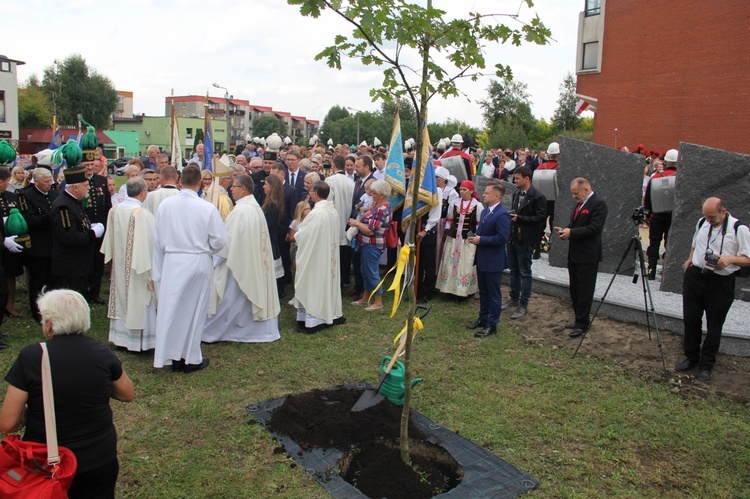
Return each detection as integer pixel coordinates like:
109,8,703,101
0,129,746,495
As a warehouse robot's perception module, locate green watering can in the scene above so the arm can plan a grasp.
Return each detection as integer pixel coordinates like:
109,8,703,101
378,355,424,406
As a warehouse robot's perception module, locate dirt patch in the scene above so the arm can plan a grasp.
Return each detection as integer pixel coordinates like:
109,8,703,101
268,387,462,497
515,288,750,404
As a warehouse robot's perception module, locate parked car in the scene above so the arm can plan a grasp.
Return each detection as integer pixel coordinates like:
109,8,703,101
108,157,134,175
115,164,130,176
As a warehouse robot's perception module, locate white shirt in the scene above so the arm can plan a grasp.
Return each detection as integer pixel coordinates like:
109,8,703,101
690,213,750,275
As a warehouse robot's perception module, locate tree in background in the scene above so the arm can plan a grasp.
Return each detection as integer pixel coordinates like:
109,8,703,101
18,81,52,128
252,114,287,138
552,72,580,132
38,55,117,129
480,79,535,148
289,0,550,463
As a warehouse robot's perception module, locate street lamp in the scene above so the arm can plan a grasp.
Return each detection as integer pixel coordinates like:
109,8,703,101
346,106,360,146
212,83,230,153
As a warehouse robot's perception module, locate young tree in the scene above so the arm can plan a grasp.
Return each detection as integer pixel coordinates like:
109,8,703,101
289,0,550,462
39,55,118,129
552,72,580,132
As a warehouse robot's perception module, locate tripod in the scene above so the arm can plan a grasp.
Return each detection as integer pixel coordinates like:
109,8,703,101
572,218,668,377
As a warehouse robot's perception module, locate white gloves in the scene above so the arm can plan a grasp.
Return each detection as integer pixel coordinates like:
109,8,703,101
3,236,23,253
92,223,105,238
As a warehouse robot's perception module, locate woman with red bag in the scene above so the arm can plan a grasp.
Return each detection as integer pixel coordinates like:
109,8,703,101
0,289,135,498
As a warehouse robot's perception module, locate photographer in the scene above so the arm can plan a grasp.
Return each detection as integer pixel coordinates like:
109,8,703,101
676,197,750,381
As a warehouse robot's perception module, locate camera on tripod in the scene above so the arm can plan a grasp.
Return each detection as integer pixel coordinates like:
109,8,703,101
632,206,650,224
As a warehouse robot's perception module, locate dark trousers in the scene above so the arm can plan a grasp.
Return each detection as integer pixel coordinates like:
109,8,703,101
352,246,363,294
477,270,502,328
88,251,105,298
417,236,437,300
647,215,672,260
52,275,89,297
682,265,735,369
28,255,53,322
0,265,7,330
508,243,534,306
279,236,292,288
340,245,351,285
567,261,599,329
68,458,119,499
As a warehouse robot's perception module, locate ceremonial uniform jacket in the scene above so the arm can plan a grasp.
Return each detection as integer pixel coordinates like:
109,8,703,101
18,186,59,258
0,190,19,219
51,191,99,278
84,174,112,226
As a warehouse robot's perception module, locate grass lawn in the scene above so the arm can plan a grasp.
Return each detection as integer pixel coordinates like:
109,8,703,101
1,283,748,497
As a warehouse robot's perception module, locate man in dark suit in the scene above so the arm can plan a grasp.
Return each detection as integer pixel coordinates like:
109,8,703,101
466,183,511,337
83,145,112,305
285,150,307,196
17,168,59,321
554,177,608,338
271,162,302,294
503,166,547,319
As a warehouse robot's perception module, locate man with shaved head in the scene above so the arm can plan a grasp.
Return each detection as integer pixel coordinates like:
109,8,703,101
676,197,750,381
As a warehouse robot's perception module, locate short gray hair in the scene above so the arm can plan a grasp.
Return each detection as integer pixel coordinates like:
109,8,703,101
126,177,147,197
37,289,90,335
32,168,52,182
370,179,392,197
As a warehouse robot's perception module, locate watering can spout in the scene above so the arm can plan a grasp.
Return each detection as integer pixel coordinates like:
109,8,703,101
411,378,424,388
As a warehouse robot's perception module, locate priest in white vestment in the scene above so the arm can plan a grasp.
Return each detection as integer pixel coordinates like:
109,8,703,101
144,165,180,215
325,157,355,284
152,165,228,372
101,178,157,352
204,174,280,343
293,181,345,333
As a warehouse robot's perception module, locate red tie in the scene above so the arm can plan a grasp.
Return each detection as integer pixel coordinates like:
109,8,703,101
574,202,583,219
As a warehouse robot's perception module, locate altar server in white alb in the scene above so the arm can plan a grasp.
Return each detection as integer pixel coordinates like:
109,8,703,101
152,165,227,373
203,174,281,343
101,178,157,352
293,181,345,333
144,165,180,215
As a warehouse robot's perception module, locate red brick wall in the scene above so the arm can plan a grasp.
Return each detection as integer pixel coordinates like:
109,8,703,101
577,0,750,155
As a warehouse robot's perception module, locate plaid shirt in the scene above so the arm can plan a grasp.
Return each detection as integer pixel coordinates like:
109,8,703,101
357,203,392,250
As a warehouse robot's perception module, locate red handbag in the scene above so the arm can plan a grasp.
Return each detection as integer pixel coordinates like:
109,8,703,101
0,343,77,498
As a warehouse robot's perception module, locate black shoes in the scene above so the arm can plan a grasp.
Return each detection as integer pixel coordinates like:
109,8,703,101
474,327,497,338
564,323,578,330
332,316,346,325
675,359,697,372
697,369,712,382
182,358,210,373
466,319,485,329
88,296,106,305
501,300,519,311
568,328,587,338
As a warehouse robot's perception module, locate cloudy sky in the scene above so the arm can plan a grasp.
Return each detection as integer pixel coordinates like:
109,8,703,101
8,0,581,128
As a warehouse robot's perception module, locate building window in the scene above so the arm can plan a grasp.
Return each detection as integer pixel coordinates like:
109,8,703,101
582,42,599,70
585,0,601,16
0,90,5,122
0,61,9,72
186,128,193,138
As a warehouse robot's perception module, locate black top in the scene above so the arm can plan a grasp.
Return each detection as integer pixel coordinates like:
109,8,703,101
18,186,60,258
510,184,547,246
263,203,282,260
5,335,124,472
84,174,112,225
447,201,479,239
51,191,98,277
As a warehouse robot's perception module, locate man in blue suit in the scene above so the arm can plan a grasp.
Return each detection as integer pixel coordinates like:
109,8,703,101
466,183,511,337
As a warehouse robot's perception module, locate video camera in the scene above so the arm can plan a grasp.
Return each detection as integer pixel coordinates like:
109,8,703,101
632,206,650,224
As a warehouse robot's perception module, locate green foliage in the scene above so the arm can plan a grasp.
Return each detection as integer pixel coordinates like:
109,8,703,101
39,54,118,129
252,115,287,138
18,85,52,128
552,72,580,132
193,128,204,149
428,120,480,148
580,116,594,132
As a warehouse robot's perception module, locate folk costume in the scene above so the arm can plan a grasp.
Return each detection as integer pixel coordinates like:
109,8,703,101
437,194,480,297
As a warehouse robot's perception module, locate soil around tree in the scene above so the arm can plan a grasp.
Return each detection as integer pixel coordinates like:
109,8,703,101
268,387,463,498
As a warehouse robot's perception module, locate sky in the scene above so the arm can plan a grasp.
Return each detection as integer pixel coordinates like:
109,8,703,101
7,0,581,129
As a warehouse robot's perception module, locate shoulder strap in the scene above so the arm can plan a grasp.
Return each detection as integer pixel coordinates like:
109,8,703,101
698,217,706,229
39,343,60,466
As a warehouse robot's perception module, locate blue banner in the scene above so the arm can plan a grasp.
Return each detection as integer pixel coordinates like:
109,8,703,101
385,111,406,211
203,118,213,171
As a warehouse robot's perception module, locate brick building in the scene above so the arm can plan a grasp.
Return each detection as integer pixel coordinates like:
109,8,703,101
575,0,750,155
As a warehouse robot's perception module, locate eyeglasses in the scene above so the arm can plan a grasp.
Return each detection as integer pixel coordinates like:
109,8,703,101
231,184,243,189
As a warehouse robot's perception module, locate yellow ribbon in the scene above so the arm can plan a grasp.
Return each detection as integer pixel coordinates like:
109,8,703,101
393,317,424,346
370,245,411,317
